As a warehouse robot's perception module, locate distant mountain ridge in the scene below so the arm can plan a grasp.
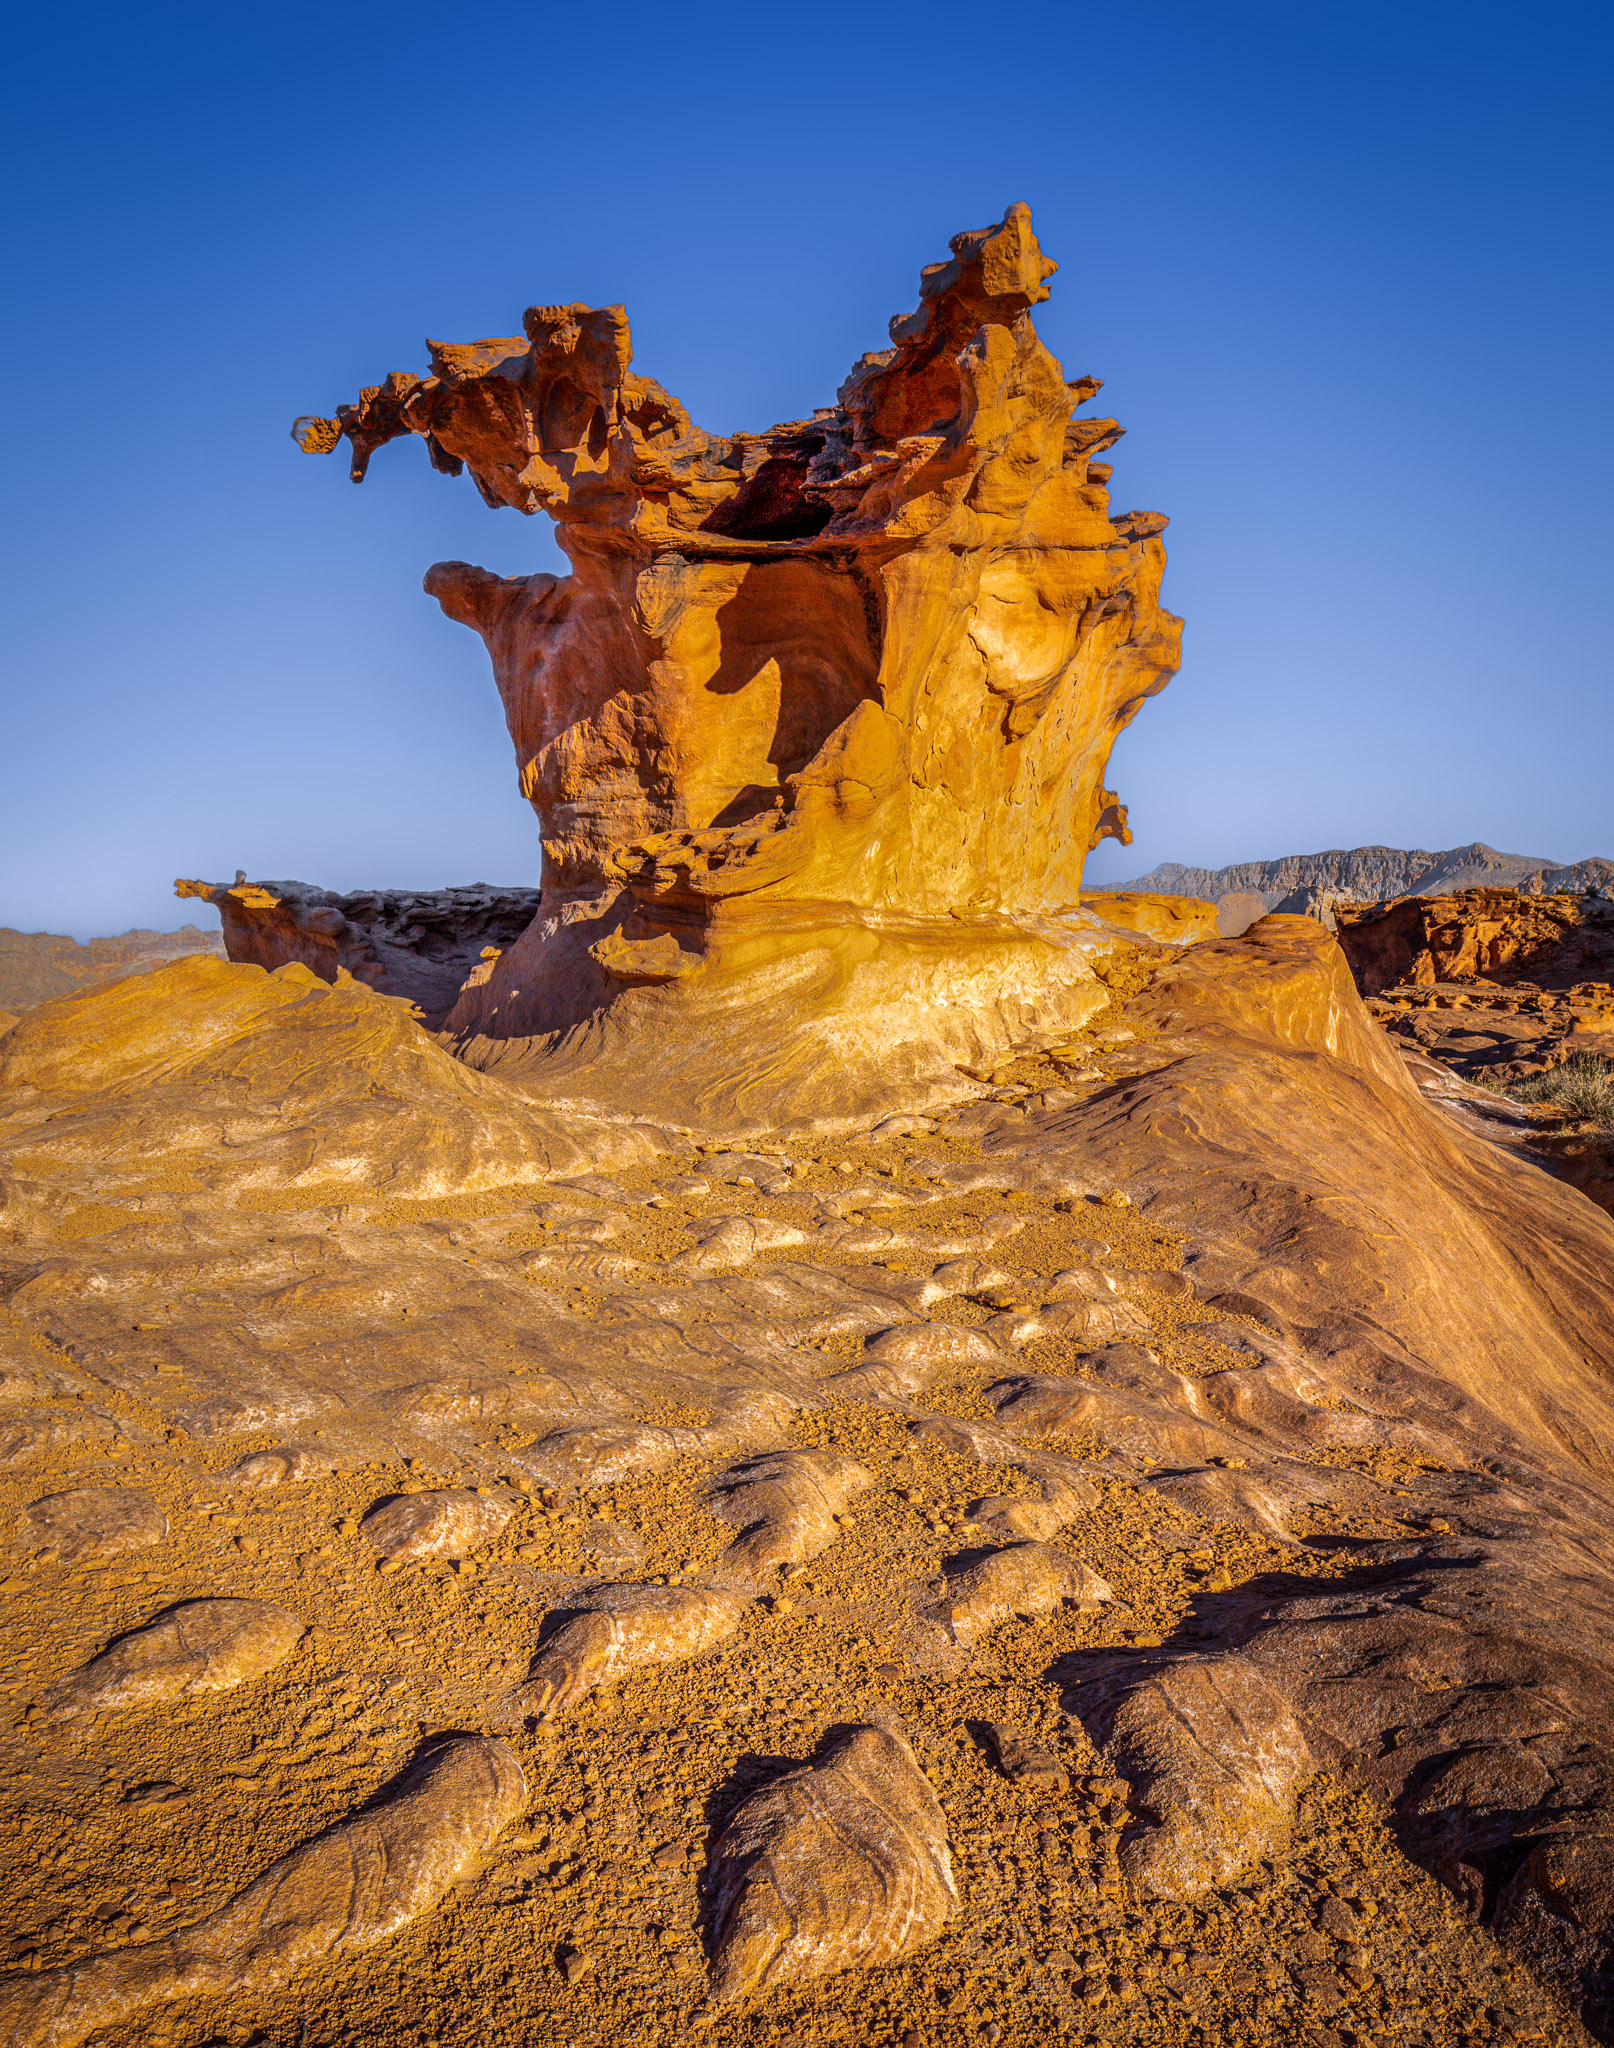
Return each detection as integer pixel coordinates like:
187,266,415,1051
0,925,225,1018
1117,842,1614,936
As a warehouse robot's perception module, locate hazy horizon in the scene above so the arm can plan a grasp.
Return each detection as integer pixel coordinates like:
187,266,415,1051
4,1,1610,942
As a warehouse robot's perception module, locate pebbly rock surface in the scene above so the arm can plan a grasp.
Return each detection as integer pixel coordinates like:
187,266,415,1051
0,1736,524,2048
0,915,1610,2043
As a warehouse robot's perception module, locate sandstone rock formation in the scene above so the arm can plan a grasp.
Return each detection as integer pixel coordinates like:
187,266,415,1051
0,1736,524,2048
1331,887,1614,1223
2,916,1613,2042
929,1540,1111,1642
41,1599,304,1720
497,1584,745,1726
18,1487,166,1562
173,878,542,1022
5,203,1614,2048
295,205,1185,1120
360,1486,513,1563
1337,885,1614,996
1085,1652,1315,1899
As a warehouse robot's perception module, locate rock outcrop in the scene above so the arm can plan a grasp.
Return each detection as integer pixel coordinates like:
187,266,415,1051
2,916,1613,2041
173,878,542,1022
0,1737,524,2048
4,204,1613,2048
1336,886,1614,996
41,1599,304,1719
295,205,1186,1121
707,1711,957,1999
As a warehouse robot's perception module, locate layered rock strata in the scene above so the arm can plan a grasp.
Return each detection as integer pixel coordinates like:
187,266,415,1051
294,206,1185,1120
1123,843,1614,938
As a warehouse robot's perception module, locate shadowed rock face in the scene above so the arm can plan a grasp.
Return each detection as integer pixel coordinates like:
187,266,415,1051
1337,887,1614,998
294,206,1184,1119
173,879,544,1022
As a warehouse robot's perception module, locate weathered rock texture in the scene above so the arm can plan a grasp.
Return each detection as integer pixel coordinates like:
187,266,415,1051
498,1583,744,1725
41,1599,304,1720
2,918,1613,2042
0,1737,524,2048
174,879,542,1021
1334,889,1614,1225
296,206,1184,1120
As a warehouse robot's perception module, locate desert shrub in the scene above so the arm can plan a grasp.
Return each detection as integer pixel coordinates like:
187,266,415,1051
1511,1053,1614,1130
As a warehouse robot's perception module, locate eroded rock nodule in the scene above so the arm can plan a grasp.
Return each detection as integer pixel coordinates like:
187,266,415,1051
42,1599,304,1719
496,1584,745,1726
1085,1652,1316,1901
18,1486,166,1563
707,1710,957,1999
360,1486,511,1562
930,1540,1111,1643
0,1736,525,2048
704,1448,873,1582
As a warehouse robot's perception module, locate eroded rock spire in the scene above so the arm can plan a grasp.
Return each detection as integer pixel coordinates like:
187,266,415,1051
296,205,1183,1118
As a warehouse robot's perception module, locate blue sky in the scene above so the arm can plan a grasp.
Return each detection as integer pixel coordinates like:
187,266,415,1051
3,0,1609,937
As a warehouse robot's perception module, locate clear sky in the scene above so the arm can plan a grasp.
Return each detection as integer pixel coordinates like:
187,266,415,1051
3,0,1609,938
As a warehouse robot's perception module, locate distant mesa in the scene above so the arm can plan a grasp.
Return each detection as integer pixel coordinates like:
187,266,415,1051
1119,841,1614,937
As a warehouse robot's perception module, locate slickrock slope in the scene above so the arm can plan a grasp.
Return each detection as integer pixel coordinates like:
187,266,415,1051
294,205,1183,1120
173,880,543,1023
0,927,223,1018
0,919,1611,2047
1121,844,1614,937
